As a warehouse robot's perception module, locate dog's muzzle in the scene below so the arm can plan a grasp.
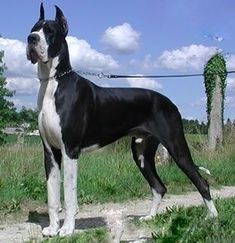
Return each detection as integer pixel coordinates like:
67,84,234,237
27,33,40,64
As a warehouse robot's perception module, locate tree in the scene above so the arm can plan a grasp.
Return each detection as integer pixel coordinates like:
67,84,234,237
204,53,227,150
182,119,208,134
18,106,38,131
0,50,16,144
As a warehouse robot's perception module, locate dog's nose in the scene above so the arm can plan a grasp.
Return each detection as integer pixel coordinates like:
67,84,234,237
27,33,40,45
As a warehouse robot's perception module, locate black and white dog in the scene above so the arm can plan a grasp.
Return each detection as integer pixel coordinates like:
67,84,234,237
26,4,218,237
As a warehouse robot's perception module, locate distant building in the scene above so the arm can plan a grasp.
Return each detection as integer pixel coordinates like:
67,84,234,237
4,127,24,135
3,127,40,136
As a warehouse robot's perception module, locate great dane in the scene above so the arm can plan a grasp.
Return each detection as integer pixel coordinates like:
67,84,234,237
26,3,218,237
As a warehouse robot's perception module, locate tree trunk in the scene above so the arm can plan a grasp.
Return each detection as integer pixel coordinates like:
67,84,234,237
208,75,223,150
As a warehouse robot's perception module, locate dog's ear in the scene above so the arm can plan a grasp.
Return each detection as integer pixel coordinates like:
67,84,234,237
55,5,68,36
39,2,45,21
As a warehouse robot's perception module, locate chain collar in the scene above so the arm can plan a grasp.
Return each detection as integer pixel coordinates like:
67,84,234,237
39,69,72,82
56,69,72,78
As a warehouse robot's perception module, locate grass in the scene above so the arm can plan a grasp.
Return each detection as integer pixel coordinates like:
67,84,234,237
0,133,234,213
0,133,234,242
41,228,108,243
0,144,45,213
138,197,235,243
79,150,148,203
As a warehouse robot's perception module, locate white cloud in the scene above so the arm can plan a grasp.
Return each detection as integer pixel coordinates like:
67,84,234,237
67,36,119,72
191,96,206,107
0,37,38,95
0,37,36,77
225,78,235,109
0,36,119,97
225,96,235,108
126,75,162,90
226,55,235,70
6,77,39,95
204,34,224,43
11,98,36,110
227,78,235,91
157,44,219,71
184,116,197,120
192,94,235,110
102,23,140,54
142,54,154,70
129,54,154,71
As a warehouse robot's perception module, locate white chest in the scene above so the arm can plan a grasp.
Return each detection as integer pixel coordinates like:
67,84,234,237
38,79,62,149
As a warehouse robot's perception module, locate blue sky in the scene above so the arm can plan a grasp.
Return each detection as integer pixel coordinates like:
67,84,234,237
0,0,234,121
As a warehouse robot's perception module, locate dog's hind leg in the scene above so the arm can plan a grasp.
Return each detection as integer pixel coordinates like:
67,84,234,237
59,150,78,237
42,143,62,237
156,108,218,218
131,136,166,220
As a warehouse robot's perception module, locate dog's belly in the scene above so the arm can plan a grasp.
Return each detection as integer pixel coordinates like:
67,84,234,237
38,79,62,149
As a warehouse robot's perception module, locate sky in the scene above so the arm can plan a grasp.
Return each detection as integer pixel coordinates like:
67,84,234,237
0,0,235,121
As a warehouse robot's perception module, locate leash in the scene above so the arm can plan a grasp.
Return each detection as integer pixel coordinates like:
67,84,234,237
76,70,235,79
37,69,235,81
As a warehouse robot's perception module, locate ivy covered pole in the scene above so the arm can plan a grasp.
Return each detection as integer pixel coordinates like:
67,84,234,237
203,53,227,150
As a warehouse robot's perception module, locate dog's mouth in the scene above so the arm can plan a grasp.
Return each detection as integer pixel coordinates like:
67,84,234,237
27,46,39,64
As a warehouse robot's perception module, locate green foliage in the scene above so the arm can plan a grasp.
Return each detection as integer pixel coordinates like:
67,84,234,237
20,174,46,200
204,53,227,122
148,198,235,243
182,119,207,134
17,106,38,131
0,197,20,213
0,50,16,144
42,228,107,243
78,149,148,203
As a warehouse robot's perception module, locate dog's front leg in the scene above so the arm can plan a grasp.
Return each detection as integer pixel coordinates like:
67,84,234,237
59,152,78,236
42,144,61,237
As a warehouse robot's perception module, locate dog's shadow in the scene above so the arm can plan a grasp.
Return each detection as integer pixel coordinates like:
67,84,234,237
27,211,106,230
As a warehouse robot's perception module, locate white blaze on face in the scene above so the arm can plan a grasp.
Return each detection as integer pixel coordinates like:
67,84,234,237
31,28,49,63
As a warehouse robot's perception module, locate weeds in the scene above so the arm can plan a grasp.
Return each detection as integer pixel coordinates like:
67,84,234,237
0,198,20,213
146,198,235,242
20,174,46,200
42,228,107,243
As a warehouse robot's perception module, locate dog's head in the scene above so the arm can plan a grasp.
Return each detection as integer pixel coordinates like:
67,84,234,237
26,3,68,64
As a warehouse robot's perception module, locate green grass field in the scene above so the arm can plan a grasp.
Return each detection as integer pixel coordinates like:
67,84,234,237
0,133,235,212
0,133,235,242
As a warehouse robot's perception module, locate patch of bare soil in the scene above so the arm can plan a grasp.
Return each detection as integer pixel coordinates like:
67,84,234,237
0,186,234,243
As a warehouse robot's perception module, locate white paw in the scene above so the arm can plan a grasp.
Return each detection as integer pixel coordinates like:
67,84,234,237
205,211,218,220
42,226,59,237
139,215,154,221
59,224,75,237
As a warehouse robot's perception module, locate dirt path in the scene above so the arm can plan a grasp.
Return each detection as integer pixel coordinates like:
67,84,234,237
0,186,234,243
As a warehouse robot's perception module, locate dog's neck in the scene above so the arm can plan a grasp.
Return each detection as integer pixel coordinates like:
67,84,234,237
37,40,72,82
38,57,59,81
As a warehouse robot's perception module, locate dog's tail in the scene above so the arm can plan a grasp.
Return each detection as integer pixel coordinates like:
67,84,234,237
196,166,211,175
